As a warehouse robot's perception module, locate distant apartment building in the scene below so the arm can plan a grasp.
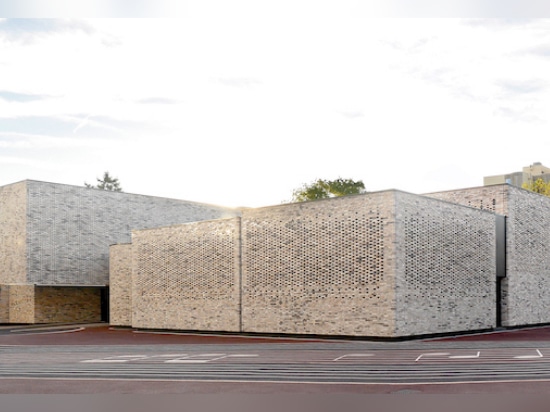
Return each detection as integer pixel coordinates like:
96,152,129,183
484,162,550,187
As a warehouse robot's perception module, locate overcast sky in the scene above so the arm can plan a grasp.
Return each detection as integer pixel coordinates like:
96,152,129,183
1,2,550,207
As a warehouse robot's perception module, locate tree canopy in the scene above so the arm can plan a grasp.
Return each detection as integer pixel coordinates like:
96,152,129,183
85,172,123,192
522,178,550,197
291,178,366,202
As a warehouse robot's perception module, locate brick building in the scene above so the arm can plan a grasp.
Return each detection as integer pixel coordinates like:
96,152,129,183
112,189,499,338
4,177,550,338
0,180,238,324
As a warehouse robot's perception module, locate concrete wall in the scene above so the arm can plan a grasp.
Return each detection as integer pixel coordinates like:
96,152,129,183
109,244,133,326
394,192,496,336
131,218,242,332
25,180,239,286
241,192,398,337
0,182,27,285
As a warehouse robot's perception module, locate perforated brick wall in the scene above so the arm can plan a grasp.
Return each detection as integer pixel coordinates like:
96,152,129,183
241,192,397,337
131,218,241,331
425,185,508,216
394,192,496,336
426,185,509,324
427,184,550,327
0,182,27,285
25,180,238,286
114,189,500,337
505,186,550,326
109,244,133,326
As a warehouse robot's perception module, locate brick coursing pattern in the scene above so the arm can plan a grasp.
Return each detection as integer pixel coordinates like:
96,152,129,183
8,285,34,323
131,218,241,332
119,190,499,338
109,244,133,326
0,285,9,323
506,186,550,326
0,179,237,324
241,192,397,337
425,185,509,324
425,185,509,216
427,184,550,328
26,180,239,287
394,191,496,336
0,182,27,285
34,287,101,323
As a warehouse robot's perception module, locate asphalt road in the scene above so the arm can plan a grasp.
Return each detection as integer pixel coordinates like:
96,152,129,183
2,324,550,395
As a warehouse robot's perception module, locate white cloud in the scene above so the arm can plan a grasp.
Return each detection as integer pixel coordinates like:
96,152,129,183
1,16,550,207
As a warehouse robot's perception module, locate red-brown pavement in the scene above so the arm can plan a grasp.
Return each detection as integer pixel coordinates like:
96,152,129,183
0,324,320,345
2,324,550,395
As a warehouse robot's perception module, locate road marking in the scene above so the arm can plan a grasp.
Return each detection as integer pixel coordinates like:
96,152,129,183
333,354,375,361
415,352,450,362
221,354,259,358
81,355,149,363
449,351,480,359
165,354,258,363
148,354,189,358
514,349,543,359
81,353,259,364
165,353,227,363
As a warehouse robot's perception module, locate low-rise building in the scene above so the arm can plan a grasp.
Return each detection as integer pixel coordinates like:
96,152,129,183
0,180,238,324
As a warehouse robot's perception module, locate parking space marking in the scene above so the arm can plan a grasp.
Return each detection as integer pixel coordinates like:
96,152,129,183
164,353,226,363
449,351,480,359
165,354,258,363
82,355,149,363
514,349,543,359
81,353,259,364
415,352,450,362
333,354,375,361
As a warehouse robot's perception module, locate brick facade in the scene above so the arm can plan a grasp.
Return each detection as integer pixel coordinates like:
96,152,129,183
0,182,27,285
241,192,397,337
109,244,133,326
427,184,550,327
0,180,238,324
394,191,496,336
25,180,238,286
131,218,242,332
118,190,497,338
34,287,102,323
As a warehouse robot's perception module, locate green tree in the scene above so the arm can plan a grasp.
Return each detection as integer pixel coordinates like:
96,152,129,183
85,172,123,192
522,178,550,197
291,178,366,202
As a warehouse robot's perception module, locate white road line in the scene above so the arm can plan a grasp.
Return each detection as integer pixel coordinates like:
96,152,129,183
415,352,450,362
514,349,543,359
148,354,189,358
81,355,148,363
449,351,480,359
221,354,259,358
333,354,375,361
165,354,226,363
165,354,259,363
